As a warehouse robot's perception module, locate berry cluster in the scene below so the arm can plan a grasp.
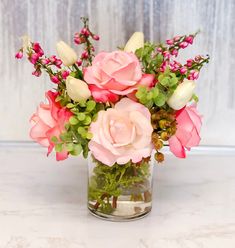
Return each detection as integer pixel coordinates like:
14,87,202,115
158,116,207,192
151,109,177,162
73,17,100,66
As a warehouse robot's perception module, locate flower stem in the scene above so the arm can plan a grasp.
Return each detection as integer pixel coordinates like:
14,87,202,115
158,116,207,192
112,196,118,208
93,193,109,210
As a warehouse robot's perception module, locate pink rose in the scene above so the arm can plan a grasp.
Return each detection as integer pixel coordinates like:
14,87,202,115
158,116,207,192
88,98,153,166
84,51,154,102
30,91,72,161
169,105,202,158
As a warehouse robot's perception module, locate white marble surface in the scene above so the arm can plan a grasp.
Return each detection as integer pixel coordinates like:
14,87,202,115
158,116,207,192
0,144,235,248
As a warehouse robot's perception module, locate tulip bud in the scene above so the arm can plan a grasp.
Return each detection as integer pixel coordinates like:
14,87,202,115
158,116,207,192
167,79,196,110
66,76,91,102
124,32,144,53
56,41,78,66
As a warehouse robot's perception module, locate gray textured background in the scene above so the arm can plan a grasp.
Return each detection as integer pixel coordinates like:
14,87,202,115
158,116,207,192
0,0,234,145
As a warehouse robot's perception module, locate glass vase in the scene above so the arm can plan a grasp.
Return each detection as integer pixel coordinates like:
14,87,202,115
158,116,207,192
87,155,154,221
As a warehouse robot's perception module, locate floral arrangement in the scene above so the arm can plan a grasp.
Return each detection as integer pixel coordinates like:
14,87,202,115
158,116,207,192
16,18,209,218
15,18,209,163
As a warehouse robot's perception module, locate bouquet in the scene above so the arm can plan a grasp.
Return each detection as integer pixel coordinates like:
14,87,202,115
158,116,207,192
16,17,209,220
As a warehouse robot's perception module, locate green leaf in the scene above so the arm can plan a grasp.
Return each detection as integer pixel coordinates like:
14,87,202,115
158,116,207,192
160,77,170,86
145,100,153,108
83,145,89,158
66,103,75,108
70,72,76,78
69,116,79,125
55,95,62,102
169,77,178,87
83,116,92,125
79,99,87,107
152,87,159,98
60,132,72,142
86,100,96,112
147,91,153,100
70,144,82,156
65,143,74,152
77,126,86,135
64,123,70,131
86,132,93,140
55,143,63,152
77,113,86,121
154,93,166,107
192,93,199,102
51,136,58,143
158,74,164,82
155,53,164,66
135,47,143,58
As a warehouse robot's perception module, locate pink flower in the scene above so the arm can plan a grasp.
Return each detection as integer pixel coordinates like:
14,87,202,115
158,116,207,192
184,35,194,44
61,70,70,79
171,49,178,57
179,42,188,49
84,51,154,103
49,55,57,63
188,70,199,80
88,98,153,166
76,60,82,66
88,84,119,103
179,67,187,74
169,105,202,158
163,51,170,59
29,53,39,64
92,35,100,41
41,58,50,65
166,39,174,45
173,36,181,42
50,75,60,84
55,59,62,68
32,42,44,56
15,50,23,59
186,59,194,67
30,91,72,161
32,69,42,77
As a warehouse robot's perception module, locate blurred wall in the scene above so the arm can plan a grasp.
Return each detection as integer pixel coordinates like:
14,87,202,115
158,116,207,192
0,0,235,145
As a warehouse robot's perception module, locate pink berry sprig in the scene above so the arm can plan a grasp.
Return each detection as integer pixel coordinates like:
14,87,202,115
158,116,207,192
73,17,99,66
185,54,210,80
169,54,210,80
15,41,70,84
166,31,199,57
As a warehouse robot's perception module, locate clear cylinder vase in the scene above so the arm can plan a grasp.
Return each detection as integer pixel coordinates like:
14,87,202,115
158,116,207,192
87,155,154,221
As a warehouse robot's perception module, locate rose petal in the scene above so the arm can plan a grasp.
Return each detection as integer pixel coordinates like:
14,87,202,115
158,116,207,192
56,151,69,161
88,84,119,103
88,140,117,166
169,135,186,158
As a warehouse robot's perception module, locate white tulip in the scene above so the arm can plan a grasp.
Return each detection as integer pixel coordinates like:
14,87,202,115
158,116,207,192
66,76,91,102
167,79,196,110
56,41,78,66
124,32,144,53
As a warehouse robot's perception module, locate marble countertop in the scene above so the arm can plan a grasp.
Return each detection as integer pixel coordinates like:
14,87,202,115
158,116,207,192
0,144,235,248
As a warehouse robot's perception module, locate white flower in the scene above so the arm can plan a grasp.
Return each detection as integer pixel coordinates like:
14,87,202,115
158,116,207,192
66,76,91,102
56,41,78,66
124,32,144,53
167,79,196,110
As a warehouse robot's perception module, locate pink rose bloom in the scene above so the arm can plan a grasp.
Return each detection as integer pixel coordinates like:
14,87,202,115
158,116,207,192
88,98,153,166
30,91,72,161
84,51,154,103
169,105,202,158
